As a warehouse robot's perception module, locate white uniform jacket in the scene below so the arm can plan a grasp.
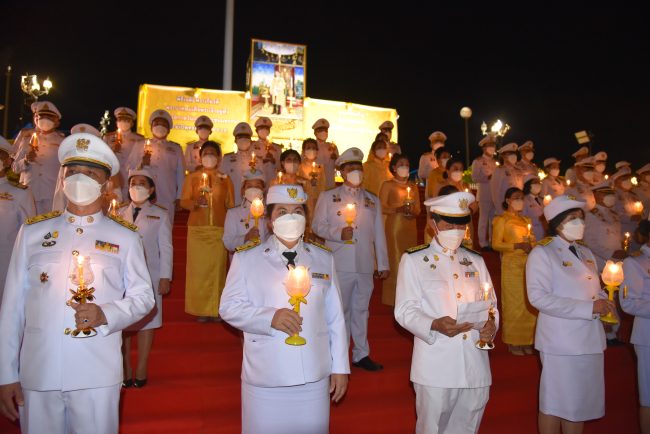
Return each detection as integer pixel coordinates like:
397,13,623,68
621,246,650,346
395,241,499,388
219,236,350,387
222,201,270,252
471,155,496,203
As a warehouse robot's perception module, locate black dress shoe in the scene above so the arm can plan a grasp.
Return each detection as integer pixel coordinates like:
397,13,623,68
133,378,148,388
352,356,383,371
122,379,133,388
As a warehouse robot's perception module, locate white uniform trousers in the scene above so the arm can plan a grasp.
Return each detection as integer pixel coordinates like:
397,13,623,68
413,384,489,434
637,345,650,407
19,384,120,434
338,271,374,363
477,199,495,248
241,377,329,434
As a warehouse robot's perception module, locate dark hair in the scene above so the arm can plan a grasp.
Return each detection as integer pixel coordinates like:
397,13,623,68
443,158,464,179
375,132,389,142
280,149,301,163
388,153,409,176
547,208,584,236
438,185,459,196
301,138,317,151
434,147,448,159
523,179,539,195
430,212,471,225
200,141,222,156
502,187,523,211
128,175,157,203
369,138,387,153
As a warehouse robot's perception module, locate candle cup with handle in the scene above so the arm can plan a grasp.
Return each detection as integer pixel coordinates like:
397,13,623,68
250,198,265,240
403,186,415,217
66,255,97,338
475,283,496,350
310,162,318,186
285,265,311,346
249,152,257,170
342,203,357,244
600,260,624,324
198,173,211,208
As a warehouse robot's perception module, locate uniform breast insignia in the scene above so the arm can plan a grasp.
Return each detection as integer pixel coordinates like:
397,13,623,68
630,251,642,257
44,231,59,240
108,214,138,231
146,215,161,220
459,257,473,266
364,197,375,208
153,203,168,211
423,256,429,262
235,239,261,253
40,272,49,283
308,241,332,252
538,237,553,246
312,272,331,280
465,271,479,278
332,194,341,203
96,240,120,254
562,261,573,267
586,259,594,265
430,264,437,269
1,192,15,200
25,210,62,225
406,244,429,254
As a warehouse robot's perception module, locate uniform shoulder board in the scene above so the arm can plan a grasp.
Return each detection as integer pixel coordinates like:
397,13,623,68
57,131,65,138
590,208,599,214
460,244,482,256
308,241,331,252
153,203,168,211
108,213,138,231
406,244,429,254
630,251,642,257
9,180,28,189
575,240,586,246
235,239,261,253
25,210,62,225
537,237,554,246
118,202,130,208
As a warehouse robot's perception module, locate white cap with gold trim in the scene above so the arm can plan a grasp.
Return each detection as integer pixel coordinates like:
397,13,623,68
543,195,586,221
194,115,213,128
58,133,120,176
70,123,101,137
379,120,394,130
255,117,273,129
312,118,330,130
114,107,136,120
31,101,61,119
335,147,364,167
266,184,307,204
423,191,475,217
233,122,253,137
148,109,173,128
128,168,154,181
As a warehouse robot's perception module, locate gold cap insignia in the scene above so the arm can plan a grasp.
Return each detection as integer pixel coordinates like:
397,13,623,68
567,195,576,200
76,138,90,151
458,198,469,211
287,187,298,199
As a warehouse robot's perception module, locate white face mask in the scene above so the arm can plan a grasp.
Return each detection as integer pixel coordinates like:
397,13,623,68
37,118,55,132
63,173,103,206
197,128,210,140
304,149,318,160
582,171,595,183
549,168,560,177
506,154,518,165
315,131,328,141
511,199,524,211
396,166,410,178
129,185,151,203
531,184,542,195
236,138,251,151
450,171,463,182
561,218,585,241
602,194,616,208
284,162,299,174
244,187,263,203
525,152,534,161
273,213,306,242
117,120,132,133
346,170,363,186
152,125,168,139
621,180,632,191
375,149,387,159
201,154,219,169
595,163,606,173
434,224,466,251
439,158,449,169
485,146,495,156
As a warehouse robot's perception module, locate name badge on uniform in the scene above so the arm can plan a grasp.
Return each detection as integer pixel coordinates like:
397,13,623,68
0,192,14,200
562,261,572,267
146,215,160,220
465,271,479,278
95,240,119,254
459,258,473,266
312,273,330,280
332,194,341,203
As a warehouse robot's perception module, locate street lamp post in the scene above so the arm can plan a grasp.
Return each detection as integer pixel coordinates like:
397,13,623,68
460,107,472,168
19,73,53,127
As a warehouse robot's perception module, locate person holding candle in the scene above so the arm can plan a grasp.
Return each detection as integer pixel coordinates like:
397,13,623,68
124,109,185,223
11,101,65,214
515,140,537,177
223,169,270,256
181,141,234,322
491,187,537,355
431,158,472,198
117,168,172,388
526,195,615,434
378,120,401,155
564,146,590,186
299,138,327,219
584,182,626,271
312,147,389,371
541,157,566,199
379,153,421,306
103,107,145,198
312,118,339,190
219,122,260,207
271,149,309,188
471,133,498,251
183,115,214,172
612,166,645,251
565,156,597,211
522,174,546,242
633,164,650,210
0,132,154,432
362,137,393,196
395,191,499,434
220,184,349,434
425,146,452,199
621,219,650,434
252,117,283,185
489,142,523,216
591,151,608,184
418,130,447,181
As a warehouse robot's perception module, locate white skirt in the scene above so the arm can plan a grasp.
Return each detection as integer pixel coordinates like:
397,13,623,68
539,352,604,422
636,345,650,407
241,377,330,434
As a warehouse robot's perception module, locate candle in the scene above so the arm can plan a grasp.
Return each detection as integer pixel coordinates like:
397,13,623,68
286,265,312,297
277,171,283,184
144,139,152,155
251,152,256,163
566,179,571,186
604,174,609,180
495,161,500,167
30,132,39,152
624,232,631,252
543,195,552,206
116,129,122,143
632,176,639,186
464,188,469,193
343,203,357,226
201,172,208,189
111,199,117,216
388,152,392,160
527,223,532,238
406,186,411,200
312,161,316,171
77,255,85,288
634,201,644,214
250,198,265,226
483,283,490,301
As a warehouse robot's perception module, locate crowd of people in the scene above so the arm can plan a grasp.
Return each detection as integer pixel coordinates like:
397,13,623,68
0,100,649,434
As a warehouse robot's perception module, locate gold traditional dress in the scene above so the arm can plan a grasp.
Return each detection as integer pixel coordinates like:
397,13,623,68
491,211,537,345
425,166,446,199
379,179,421,305
362,154,392,196
181,169,234,317
298,161,326,221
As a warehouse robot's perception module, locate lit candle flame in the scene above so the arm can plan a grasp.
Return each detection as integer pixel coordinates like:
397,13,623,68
543,195,552,206
634,201,644,214
343,203,357,225
277,171,283,184
483,283,490,301
250,198,265,218
566,179,571,186
604,174,609,180
538,170,547,181
527,223,532,237
632,176,639,186
407,186,411,200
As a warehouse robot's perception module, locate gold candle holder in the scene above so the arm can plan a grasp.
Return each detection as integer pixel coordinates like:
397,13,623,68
600,260,623,324
342,203,357,244
66,255,97,338
250,198,265,240
285,265,311,346
475,283,495,350
623,232,631,253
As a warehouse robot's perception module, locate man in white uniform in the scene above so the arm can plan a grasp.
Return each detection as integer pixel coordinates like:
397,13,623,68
103,107,145,197
489,142,522,215
395,191,499,434
0,133,154,434
312,118,339,190
252,117,283,185
565,146,589,186
516,140,537,177
418,131,447,181
471,133,497,250
184,115,213,172
312,147,389,371
219,122,261,207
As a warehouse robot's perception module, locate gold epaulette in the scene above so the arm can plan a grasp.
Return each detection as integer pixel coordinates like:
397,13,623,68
25,210,62,225
308,241,331,252
118,202,129,208
538,237,553,246
631,251,642,257
590,208,599,214
461,245,482,256
9,180,28,189
153,203,168,211
108,213,138,231
235,239,261,253
576,240,586,246
406,244,429,254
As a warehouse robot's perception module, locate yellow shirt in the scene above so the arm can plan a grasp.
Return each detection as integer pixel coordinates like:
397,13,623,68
363,155,393,196
180,169,234,227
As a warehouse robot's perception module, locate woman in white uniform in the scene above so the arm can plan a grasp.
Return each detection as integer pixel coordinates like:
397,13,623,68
119,169,173,387
621,219,650,434
526,195,616,434
220,184,349,434
522,174,546,241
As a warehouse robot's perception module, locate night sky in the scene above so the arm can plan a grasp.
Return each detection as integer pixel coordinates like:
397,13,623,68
1,2,648,170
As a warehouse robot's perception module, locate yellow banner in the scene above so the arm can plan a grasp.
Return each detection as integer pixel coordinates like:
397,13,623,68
136,84,249,154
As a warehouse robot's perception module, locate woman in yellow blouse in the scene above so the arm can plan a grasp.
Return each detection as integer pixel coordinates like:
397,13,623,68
298,139,326,220
379,154,421,306
425,147,451,199
491,186,537,355
362,137,393,196
181,141,235,321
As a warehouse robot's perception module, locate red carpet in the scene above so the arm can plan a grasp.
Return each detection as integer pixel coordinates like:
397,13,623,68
0,205,641,433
